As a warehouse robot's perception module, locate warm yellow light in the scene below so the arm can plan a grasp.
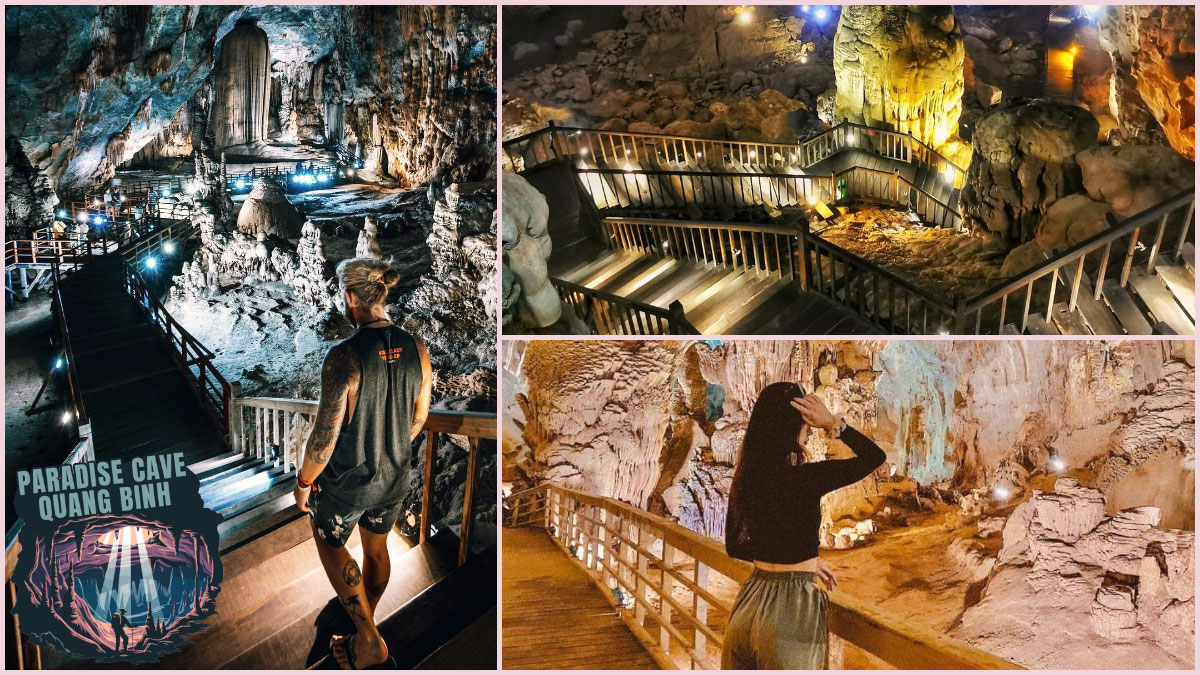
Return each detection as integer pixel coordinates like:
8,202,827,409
579,147,589,156
738,8,753,24
807,193,819,205
1069,45,1078,56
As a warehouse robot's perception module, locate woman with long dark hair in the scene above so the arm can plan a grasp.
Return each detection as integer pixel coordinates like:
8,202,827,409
722,381,886,669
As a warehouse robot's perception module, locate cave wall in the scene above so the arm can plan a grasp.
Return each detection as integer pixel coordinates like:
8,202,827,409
507,340,1195,539
325,6,497,187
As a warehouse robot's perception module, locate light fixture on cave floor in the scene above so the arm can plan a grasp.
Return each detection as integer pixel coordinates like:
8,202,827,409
579,147,590,156
163,241,175,255
1069,44,1079,56
1049,456,1066,472
235,179,246,189
807,192,819,206
800,55,809,64
77,213,88,223
61,410,72,425
814,7,830,22
119,194,126,202
941,166,957,183
57,209,67,219
846,131,856,144
92,198,101,207
622,163,635,172
54,357,64,370
161,188,171,197
749,150,757,160
993,485,1011,502
145,256,158,270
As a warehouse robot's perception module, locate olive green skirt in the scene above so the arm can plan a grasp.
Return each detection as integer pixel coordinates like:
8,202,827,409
721,569,829,670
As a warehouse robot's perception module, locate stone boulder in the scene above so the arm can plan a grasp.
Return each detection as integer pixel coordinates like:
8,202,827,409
961,99,1099,242
1076,145,1195,220
1034,194,1113,250
501,172,559,328
236,177,304,238
501,98,574,141
833,6,965,153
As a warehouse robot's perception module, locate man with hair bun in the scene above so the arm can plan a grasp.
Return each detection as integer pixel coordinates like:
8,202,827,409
293,257,433,669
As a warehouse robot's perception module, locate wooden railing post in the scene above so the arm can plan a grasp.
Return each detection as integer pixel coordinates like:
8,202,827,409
420,429,437,544
458,437,480,566
228,381,243,455
797,220,811,290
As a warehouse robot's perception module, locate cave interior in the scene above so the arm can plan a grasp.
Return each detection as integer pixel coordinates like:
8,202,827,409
501,5,1195,336
502,339,1196,668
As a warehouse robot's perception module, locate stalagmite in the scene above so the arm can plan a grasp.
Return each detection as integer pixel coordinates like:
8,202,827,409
211,19,271,149
356,216,382,259
236,178,305,238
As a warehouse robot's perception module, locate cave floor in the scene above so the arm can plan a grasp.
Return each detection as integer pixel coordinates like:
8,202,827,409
814,206,1009,299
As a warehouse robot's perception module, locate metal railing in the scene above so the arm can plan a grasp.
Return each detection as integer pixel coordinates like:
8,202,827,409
119,221,232,433
550,276,699,335
504,484,1020,670
601,217,957,334
956,189,1195,334
230,395,496,566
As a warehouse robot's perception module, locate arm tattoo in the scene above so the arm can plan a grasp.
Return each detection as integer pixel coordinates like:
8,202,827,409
304,345,358,469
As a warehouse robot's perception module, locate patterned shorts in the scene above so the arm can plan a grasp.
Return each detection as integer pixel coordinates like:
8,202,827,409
307,489,403,548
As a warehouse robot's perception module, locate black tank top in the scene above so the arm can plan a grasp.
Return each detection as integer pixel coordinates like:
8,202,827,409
317,325,423,508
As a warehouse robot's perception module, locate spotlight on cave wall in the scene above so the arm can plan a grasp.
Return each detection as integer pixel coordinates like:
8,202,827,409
738,8,754,25
1050,456,1066,472
993,485,1011,501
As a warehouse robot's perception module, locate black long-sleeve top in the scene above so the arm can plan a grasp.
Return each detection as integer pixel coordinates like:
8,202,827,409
726,425,886,564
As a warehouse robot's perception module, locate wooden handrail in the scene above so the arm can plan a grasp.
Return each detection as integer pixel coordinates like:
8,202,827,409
504,484,1021,670
232,396,496,566
550,276,699,335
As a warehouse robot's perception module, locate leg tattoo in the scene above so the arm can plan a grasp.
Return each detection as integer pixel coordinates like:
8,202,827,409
342,559,362,587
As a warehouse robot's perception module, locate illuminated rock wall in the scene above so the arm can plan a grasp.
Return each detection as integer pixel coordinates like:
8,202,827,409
1097,5,1196,160
833,5,965,154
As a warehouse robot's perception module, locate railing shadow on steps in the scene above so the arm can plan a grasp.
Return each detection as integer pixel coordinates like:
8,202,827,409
504,484,1022,671
597,217,958,335
550,277,700,335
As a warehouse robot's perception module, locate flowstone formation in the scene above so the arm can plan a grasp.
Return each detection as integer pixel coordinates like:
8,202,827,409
236,177,306,238
356,217,382,260
833,5,967,161
211,19,271,149
506,339,1195,666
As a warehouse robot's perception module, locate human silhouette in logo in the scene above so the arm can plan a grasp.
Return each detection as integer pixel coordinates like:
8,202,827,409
111,608,130,652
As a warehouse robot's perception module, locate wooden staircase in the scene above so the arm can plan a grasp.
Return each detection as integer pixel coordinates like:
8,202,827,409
554,248,879,334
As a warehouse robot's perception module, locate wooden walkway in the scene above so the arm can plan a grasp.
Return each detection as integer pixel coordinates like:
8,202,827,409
502,528,659,670
58,254,230,464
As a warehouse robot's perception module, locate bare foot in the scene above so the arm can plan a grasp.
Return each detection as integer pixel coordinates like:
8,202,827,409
332,634,388,669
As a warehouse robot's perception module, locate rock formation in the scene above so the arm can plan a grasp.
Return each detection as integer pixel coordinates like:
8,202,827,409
961,99,1100,242
833,6,966,156
953,478,1194,668
397,182,497,387
325,6,496,187
1097,5,1196,160
236,177,305,238
501,172,560,329
5,135,59,234
211,19,271,149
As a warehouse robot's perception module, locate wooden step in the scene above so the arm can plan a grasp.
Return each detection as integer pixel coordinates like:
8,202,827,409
190,451,248,476
203,466,293,513
218,489,305,552
1101,280,1154,335
1128,268,1194,334
198,456,272,486
1049,302,1091,335
1153,263,1195,319
1066,275,1123,336
1179,243,1195,274
1023,313,1060,335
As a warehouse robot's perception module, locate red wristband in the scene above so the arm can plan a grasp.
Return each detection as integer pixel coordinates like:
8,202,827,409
297,475,314,489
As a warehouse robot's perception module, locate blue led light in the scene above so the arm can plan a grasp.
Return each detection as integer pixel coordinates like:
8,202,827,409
146,256,157,269
815,7,829,21
235,179,246,189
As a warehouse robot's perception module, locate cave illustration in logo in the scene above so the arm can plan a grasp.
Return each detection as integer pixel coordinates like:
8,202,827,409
12,462,222,663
